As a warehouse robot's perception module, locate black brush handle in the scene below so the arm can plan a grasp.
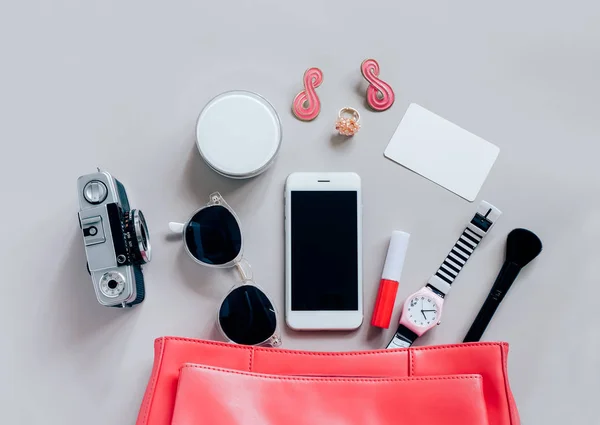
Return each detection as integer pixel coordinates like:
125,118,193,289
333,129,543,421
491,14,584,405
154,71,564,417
463,262,521,342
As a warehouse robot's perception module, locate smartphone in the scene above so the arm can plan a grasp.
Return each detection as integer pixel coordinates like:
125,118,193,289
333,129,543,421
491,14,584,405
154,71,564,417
285,172,363,330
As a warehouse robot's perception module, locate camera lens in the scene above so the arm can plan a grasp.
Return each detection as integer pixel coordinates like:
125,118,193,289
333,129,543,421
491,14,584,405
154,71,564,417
139,220,148,247
123,209,151,264
107,280,118,290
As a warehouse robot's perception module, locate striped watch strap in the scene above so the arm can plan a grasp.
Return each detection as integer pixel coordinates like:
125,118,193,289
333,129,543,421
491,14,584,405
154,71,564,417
427,201,501,297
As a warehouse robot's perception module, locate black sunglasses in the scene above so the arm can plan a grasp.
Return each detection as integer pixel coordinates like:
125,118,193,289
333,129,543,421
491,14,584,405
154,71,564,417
169,192,280,346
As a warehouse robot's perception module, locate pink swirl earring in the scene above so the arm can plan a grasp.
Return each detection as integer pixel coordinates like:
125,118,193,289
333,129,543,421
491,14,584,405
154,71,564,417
292,67,323,121
360,59,395,111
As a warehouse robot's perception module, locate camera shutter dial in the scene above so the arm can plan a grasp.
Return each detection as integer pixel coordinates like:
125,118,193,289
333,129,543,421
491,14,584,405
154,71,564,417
83,180,108,204
99,271,126,298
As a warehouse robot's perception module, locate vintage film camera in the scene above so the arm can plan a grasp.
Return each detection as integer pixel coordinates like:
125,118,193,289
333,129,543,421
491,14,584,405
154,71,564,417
77,170,151,307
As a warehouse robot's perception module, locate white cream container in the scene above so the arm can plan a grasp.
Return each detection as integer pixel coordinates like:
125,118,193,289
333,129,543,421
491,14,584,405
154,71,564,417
195,90,282,179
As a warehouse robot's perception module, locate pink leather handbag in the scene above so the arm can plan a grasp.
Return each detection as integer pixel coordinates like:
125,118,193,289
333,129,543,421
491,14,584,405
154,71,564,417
135,337,520,425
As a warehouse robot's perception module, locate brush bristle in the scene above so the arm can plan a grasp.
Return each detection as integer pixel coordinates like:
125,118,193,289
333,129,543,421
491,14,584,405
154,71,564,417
506,228,543,267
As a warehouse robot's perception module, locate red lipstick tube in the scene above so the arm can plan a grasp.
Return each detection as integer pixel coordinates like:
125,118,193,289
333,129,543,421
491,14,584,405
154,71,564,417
371,231,410,329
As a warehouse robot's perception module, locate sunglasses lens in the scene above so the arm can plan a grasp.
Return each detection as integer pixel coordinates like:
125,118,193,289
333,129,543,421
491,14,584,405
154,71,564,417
185,205,242,265
219,286,277,346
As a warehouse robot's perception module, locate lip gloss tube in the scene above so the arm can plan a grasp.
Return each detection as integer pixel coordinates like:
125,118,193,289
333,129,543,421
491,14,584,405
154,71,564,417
371,231,410,329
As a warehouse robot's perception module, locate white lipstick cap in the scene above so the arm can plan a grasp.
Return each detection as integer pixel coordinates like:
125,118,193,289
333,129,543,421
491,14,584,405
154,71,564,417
381,231,411,282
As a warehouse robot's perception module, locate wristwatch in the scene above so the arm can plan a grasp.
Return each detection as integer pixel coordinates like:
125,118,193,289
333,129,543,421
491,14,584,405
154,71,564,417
387,201,501,349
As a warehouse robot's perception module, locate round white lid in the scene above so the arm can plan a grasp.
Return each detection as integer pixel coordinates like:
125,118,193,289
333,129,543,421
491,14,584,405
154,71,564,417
196,91,282,177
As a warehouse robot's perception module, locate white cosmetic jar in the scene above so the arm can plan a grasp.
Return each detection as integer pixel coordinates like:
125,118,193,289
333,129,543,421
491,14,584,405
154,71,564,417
195,90,282,179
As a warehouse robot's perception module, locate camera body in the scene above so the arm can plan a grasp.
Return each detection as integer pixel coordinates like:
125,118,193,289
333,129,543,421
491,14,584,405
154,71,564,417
77,170,151,307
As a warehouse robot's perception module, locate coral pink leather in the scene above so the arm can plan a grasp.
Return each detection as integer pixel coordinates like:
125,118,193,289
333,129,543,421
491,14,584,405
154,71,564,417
171,365,489,425
135,337,520,425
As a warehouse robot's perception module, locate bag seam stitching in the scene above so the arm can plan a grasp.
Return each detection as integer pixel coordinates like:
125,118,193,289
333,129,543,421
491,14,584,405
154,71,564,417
181,364,483,383
157,336,504,356
500,344,516,425
140,337,166,425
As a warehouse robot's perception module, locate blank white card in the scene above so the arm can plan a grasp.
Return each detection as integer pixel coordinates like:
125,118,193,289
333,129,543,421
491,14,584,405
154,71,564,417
384,103,499,202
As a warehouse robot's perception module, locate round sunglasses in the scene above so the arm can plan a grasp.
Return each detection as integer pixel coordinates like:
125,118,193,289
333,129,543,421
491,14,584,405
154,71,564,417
169,192,281,347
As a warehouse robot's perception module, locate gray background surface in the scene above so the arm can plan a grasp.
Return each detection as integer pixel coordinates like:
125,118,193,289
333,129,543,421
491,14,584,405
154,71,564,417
0,0,598,423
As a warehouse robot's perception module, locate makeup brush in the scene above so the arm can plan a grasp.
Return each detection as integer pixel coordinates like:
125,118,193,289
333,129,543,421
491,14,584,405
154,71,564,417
463,228,542,342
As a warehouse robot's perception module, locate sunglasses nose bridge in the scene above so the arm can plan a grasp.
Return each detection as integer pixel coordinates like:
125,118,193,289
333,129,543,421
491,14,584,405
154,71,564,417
235,258,254,283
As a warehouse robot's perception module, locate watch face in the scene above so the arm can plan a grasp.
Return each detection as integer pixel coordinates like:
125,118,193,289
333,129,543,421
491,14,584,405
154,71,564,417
407,295,439,327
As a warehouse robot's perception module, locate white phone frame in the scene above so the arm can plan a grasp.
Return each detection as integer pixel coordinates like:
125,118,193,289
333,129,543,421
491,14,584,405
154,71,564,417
285,172,363,330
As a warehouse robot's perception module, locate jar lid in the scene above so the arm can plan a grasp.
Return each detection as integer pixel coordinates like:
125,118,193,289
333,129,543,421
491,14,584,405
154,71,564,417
196,91,282,178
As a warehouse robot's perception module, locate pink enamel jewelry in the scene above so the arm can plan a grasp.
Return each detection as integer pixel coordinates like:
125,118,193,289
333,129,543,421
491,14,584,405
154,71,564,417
360,59,395,111
292,67,323,121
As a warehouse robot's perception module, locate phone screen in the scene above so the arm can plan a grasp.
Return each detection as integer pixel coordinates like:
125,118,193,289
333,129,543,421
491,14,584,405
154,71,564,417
291,190,358,311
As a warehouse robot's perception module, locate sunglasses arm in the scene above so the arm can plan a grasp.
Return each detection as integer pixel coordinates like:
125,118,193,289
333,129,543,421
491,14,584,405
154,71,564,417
168,222,185,234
